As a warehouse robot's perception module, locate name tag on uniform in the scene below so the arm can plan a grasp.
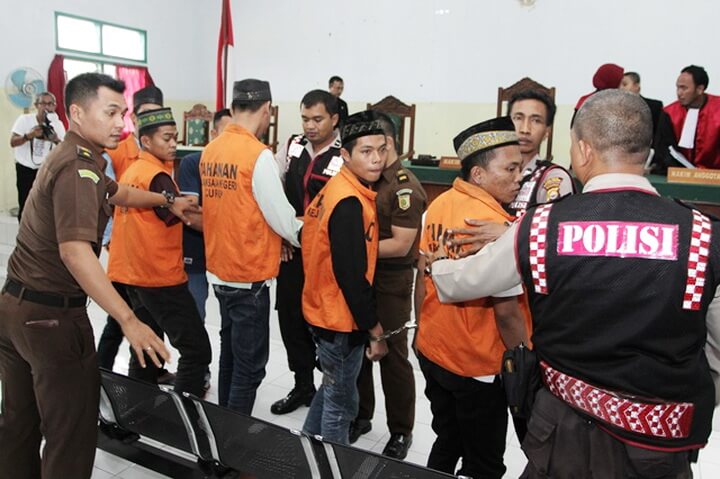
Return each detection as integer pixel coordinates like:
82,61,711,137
515,180,535,204
322,155,343,177
557,221,678,260
288,143,305,158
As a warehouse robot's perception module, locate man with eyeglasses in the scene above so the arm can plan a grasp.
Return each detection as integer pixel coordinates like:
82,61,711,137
9,92,66,221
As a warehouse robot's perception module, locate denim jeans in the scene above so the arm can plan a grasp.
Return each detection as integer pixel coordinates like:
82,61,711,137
214,282,270,415
303,331,364,444
186,272,209,322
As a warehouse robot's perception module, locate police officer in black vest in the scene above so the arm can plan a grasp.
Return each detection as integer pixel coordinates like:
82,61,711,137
271,90,343,414
427,89,720,478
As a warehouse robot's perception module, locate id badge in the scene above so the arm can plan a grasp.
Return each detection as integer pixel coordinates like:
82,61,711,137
288,142,304,158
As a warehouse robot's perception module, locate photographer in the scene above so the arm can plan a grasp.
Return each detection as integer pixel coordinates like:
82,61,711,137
10,92,66,221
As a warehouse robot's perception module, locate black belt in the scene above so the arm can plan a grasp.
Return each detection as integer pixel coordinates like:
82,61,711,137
376,262,414,271
2,279,87,308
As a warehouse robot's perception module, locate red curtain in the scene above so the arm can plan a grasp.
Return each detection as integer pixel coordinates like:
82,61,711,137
47,54,68,128
216,0,234,111
116,65,154,136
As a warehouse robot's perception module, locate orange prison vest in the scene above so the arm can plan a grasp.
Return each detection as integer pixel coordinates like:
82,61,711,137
107,134,140,181
302,166,378,332
107,151,186,287
417,178,533,377
200,124,282,282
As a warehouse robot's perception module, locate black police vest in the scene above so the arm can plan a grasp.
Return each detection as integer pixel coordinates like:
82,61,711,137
517,189,719,449
283,135,343,216
508,160,569,216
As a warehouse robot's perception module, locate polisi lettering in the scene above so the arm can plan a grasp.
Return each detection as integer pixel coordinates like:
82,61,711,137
557,221,678,260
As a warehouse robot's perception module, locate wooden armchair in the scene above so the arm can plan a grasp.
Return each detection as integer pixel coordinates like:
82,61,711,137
497,77,556,160
366,95,416,160
182,104,213,146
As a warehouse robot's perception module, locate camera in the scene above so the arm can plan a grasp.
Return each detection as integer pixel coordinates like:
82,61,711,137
40,111,57,139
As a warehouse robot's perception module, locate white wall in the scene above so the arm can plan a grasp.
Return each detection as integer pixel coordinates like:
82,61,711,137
233,0,720,105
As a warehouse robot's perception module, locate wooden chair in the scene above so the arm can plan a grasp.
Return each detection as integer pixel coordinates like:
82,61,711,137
182,103,213,146
366,95,416,160
264,105,279,153
497,77,556,160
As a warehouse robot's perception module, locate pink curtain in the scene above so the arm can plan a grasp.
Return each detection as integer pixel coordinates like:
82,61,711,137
116,65,154,136
47,54,68,128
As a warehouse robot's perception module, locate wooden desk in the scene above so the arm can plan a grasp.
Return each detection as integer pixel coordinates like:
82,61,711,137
403,162,720,216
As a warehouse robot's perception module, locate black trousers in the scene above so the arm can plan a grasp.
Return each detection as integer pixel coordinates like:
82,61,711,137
275,252,316,385
15,163,38,223
96,282,165,370
0,292,99,479
419,353,508,479
356,268,415,435
126,283,211,397
521,388,693,479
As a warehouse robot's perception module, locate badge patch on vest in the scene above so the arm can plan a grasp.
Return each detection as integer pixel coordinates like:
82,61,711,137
557,221,678,260
542,177,563,201
397,188,413,211
322,156,343,177
77,169,100,184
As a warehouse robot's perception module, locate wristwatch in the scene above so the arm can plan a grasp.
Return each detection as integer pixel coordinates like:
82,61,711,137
160,190,176,208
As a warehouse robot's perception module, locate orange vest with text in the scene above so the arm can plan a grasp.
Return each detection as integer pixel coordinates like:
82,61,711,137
200,123,282,282
302,166,378,332
107,134,140,181
107,151,186,287
417,178,533,377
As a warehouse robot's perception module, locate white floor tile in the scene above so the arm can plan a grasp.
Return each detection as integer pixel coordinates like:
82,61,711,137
92,449,134,475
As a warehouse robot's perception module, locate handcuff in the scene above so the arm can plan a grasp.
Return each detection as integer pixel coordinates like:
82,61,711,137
424,255,448,276
160,190,176,208
371,320,418,342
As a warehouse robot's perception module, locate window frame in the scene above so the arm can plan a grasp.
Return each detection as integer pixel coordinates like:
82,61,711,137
55,11,148,65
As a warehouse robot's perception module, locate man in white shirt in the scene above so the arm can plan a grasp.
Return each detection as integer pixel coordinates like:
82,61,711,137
200,79,303,415
10,92,66,221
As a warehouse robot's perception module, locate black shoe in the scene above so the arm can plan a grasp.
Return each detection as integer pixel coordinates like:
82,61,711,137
270,385,315,415
382,433,412,460
348,419,372,444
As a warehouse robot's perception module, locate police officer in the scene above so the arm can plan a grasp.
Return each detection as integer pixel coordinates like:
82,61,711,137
271,90,342,415
0,73,198,479
428,90,720,477
350,112,427,460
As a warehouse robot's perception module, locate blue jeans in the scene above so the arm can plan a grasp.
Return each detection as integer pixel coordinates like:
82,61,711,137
303,331,364,444
187,272,209,322
214,282,269,415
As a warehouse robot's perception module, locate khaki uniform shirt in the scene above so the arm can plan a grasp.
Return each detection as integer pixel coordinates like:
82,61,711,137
375,159,427,266
7,131,118,296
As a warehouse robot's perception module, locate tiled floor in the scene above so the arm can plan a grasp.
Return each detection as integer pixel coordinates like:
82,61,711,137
1,212,719,478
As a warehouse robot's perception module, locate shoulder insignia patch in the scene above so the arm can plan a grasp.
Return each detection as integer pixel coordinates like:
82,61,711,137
396,169,409,183
397,190,412,211
78,169,100,184
76,146,93,161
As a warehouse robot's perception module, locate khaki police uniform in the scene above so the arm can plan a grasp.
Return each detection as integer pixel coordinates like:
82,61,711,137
356,159,427,435
0,131,117,479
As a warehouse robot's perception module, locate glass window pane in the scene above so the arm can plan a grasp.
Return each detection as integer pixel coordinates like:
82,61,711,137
103,64,117,78
102,25,145,61
57,15,100,53
64,59,100,80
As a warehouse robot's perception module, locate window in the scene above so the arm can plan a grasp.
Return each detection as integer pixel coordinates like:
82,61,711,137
55,12,147,64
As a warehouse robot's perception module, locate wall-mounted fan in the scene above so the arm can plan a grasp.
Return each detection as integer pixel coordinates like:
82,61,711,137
6,67,46,110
